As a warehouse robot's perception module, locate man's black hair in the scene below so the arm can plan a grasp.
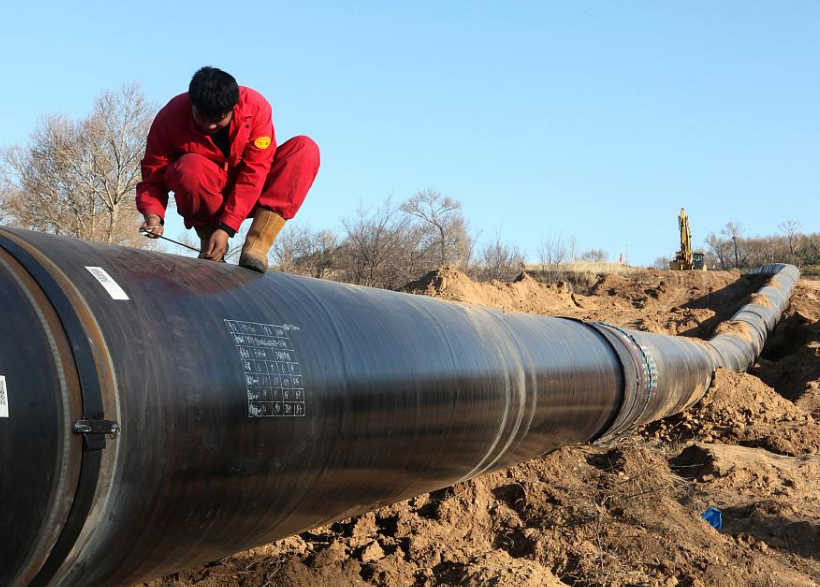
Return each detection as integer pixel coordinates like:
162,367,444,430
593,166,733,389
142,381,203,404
189,66,240,120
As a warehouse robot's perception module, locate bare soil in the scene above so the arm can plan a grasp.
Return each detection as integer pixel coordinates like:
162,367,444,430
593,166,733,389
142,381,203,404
145,269,820,587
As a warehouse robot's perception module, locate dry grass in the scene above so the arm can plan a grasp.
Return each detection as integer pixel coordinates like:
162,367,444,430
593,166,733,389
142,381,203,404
526,262,642,275
525,262,643,289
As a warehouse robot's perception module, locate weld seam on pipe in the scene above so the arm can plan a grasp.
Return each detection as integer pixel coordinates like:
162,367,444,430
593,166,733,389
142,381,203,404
580,321,657,442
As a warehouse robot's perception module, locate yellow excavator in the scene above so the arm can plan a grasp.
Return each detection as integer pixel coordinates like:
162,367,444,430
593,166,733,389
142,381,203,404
669,208,706,271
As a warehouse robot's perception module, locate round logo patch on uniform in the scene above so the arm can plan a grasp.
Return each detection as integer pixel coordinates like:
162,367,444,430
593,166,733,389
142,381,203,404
254,136,272,149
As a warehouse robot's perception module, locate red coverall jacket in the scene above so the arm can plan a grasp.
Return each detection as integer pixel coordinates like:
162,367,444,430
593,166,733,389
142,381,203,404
136,86,276,233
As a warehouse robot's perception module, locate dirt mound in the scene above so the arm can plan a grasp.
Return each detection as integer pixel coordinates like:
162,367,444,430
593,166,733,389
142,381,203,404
788,278,820,321
671,442,820,562
753,285,820,410
403,268,762,340
587,270,770,338
402,268,581,315
589,269,742,310
146,272,820,587
146,442,818,587
644,369,820,456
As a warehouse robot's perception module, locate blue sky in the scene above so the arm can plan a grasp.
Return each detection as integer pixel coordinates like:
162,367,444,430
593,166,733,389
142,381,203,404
2,1,819,265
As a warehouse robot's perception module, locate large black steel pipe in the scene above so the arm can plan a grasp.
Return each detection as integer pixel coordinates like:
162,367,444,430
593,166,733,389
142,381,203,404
0,229,798,587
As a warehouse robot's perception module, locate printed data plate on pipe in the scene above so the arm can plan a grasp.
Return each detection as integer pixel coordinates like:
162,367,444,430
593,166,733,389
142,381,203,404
0,376,7,418
224,320,305,418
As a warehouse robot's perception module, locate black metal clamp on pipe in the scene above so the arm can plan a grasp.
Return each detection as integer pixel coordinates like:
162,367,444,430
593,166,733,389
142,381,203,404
0,228,798,587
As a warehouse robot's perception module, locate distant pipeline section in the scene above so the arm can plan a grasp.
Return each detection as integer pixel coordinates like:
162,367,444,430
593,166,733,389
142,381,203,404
0,228,798,587
585,262,799,439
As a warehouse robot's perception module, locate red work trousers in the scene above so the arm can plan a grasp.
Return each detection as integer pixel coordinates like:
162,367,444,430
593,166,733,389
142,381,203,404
165,136,320,229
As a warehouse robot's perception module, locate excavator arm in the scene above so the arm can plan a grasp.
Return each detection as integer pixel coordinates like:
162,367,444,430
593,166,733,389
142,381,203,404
670,208,695,270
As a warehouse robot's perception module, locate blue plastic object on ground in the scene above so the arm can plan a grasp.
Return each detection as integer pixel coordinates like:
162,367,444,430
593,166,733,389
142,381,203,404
701,506,723,530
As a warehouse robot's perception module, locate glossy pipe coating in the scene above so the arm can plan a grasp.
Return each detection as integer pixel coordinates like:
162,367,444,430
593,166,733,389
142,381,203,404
0,229,798,587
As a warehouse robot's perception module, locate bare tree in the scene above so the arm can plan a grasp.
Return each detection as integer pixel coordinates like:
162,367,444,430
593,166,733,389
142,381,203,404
272,224,310,273
86,84,154,244
0,173,16,225
400,189,472,269
265,189,480,288
580,248,608,262
705,232,730,269
703,226,816,269
805,233,820,265
568,234,579,262
339,198,414,288
721,222,746,269
537,233,567,273
743,237,775,265
480,230,525,282
303,229,340,279
779,220,803,265
271,224,339,279
1,117,97,237
0,84,154,247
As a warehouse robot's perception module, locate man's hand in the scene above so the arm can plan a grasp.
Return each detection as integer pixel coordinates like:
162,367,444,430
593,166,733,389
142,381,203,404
200,228,230,262
140,214,164,238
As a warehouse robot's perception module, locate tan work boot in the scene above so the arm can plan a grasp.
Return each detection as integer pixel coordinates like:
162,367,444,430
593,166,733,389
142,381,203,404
194,226,226,262
239,208,286,273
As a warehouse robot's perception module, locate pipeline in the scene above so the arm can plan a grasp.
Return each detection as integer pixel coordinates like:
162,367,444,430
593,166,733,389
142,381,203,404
0,228,798,587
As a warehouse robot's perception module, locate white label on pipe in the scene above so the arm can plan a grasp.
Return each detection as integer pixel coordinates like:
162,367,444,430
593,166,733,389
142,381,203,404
85,267,129,301
0,376,8,418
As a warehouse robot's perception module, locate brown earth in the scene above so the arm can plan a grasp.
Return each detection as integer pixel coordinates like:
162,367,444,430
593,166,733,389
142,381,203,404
145,269,820,587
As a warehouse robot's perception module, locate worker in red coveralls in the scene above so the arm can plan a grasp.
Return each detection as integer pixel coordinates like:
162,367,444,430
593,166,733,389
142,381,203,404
136,66,320,272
